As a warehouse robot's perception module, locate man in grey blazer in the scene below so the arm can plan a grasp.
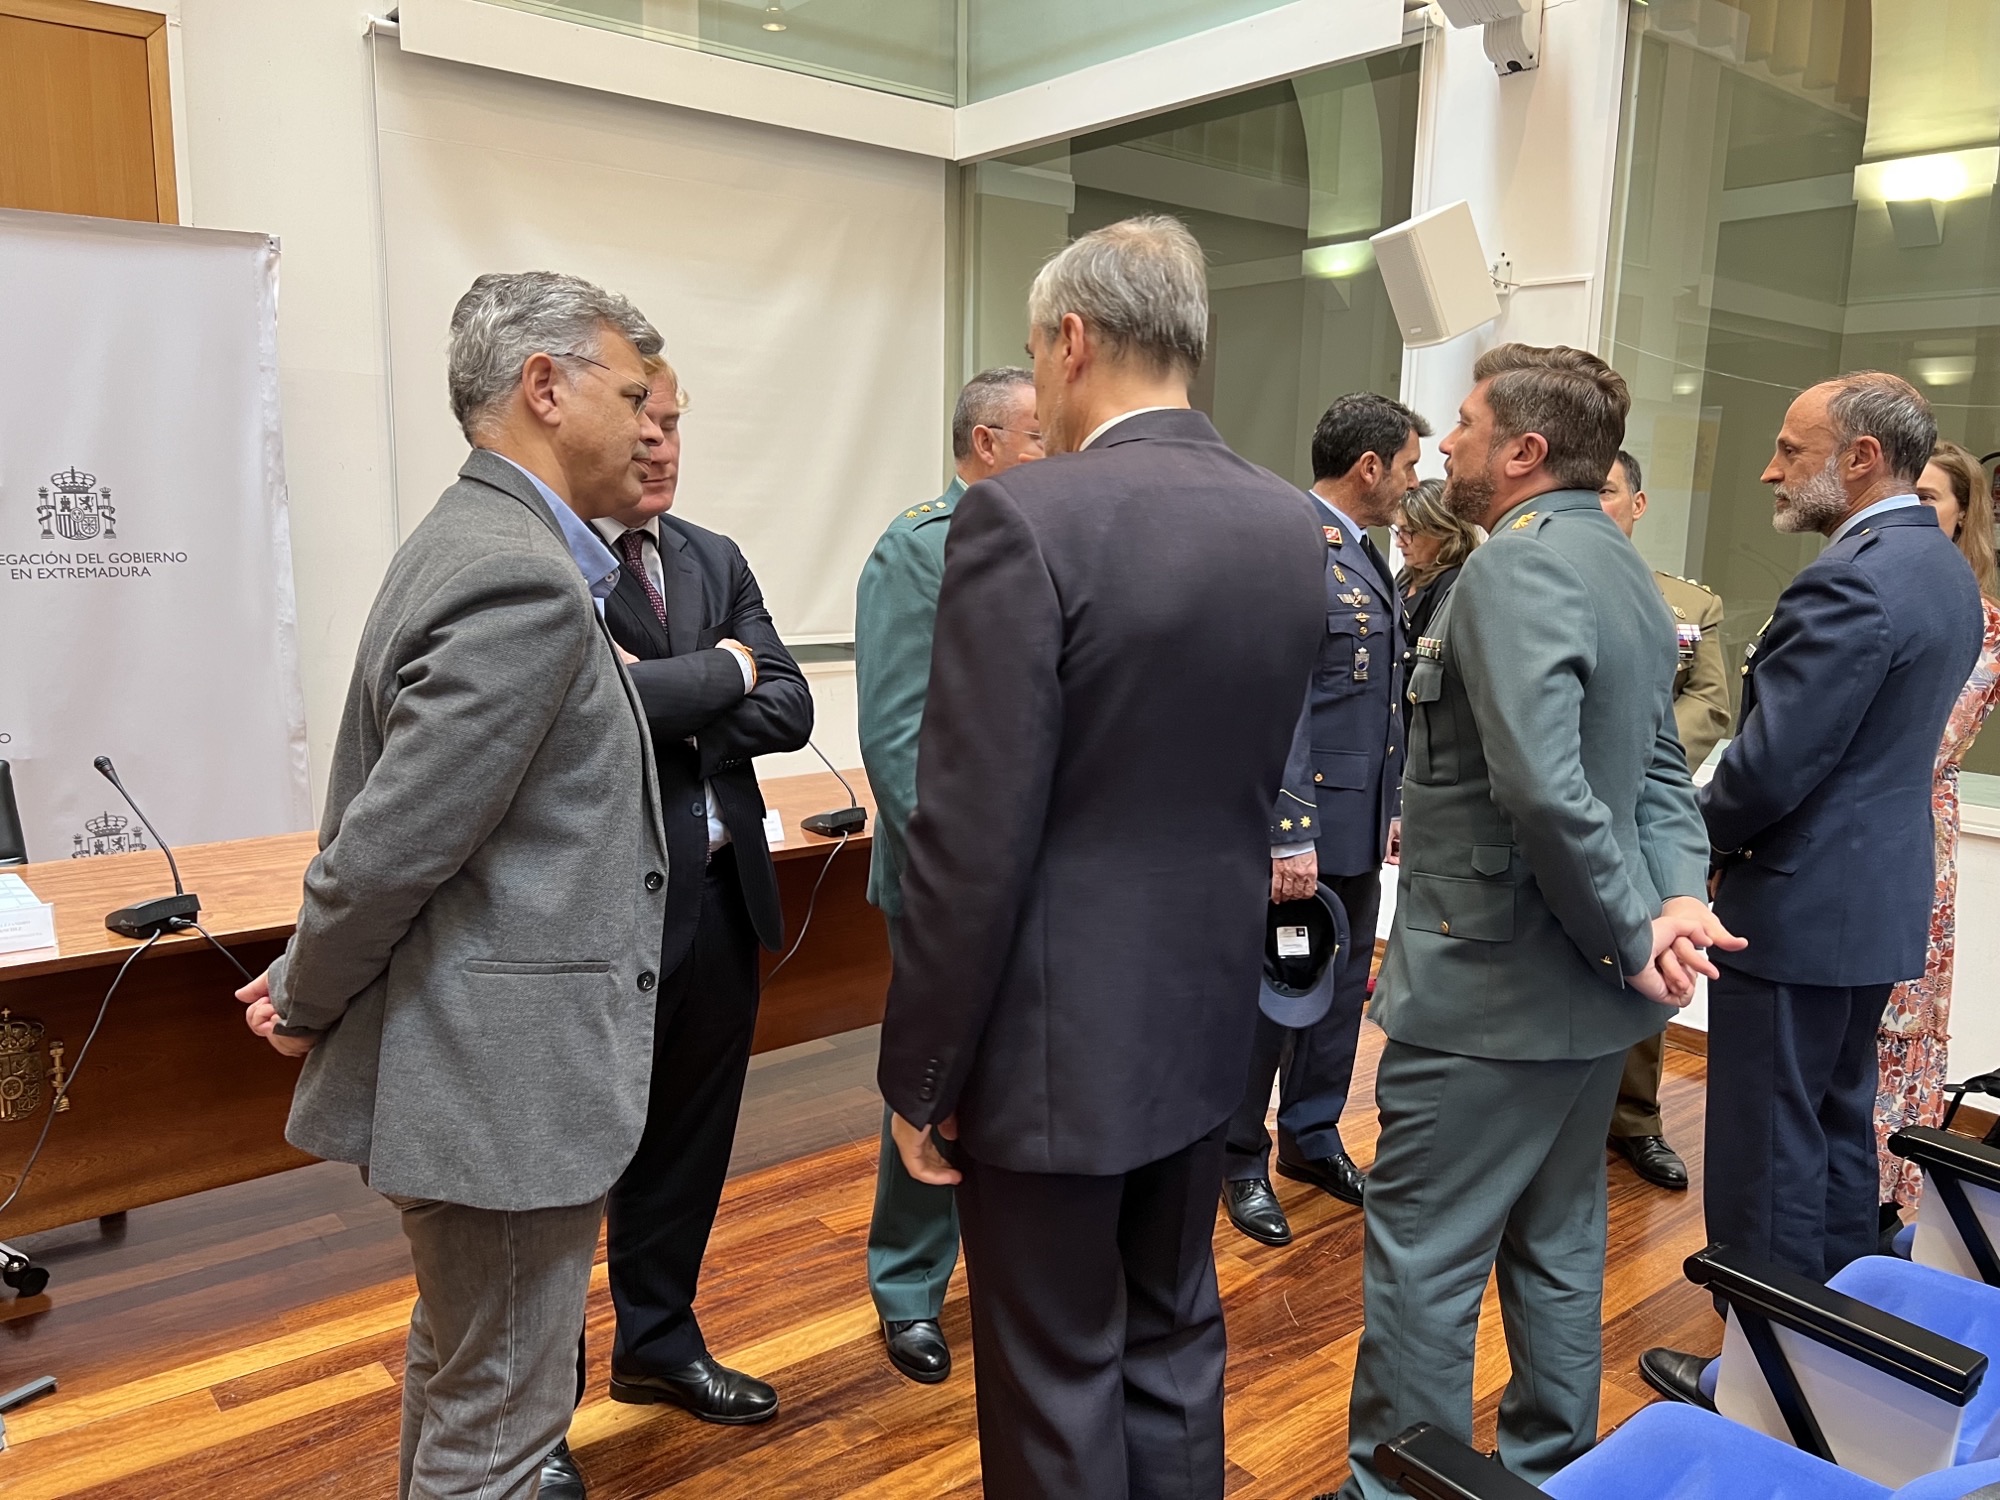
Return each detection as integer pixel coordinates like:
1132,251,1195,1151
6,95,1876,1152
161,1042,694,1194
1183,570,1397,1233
1330,345,1740,1498
235,271,671,1500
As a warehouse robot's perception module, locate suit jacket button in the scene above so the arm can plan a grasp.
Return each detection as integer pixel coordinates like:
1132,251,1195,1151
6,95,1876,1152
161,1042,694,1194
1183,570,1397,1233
1440,920,1450,935
638,970,657,992
691,803,707,817
919,1083,936,1101
644,871,664,892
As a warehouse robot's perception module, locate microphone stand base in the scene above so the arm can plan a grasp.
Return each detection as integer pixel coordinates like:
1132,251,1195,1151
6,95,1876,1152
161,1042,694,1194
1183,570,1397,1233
105,892,201,940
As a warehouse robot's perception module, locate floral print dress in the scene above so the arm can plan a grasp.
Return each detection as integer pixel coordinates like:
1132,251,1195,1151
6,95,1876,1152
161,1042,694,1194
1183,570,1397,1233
1877,595,2000,1208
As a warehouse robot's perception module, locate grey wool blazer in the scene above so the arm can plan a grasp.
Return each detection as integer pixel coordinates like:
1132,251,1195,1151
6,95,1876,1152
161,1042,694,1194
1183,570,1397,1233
268,449,671,1210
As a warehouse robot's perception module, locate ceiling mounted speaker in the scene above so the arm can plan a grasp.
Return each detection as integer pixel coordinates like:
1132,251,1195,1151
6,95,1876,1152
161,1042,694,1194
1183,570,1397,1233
1432,0,1543,74
1370,201,1502,349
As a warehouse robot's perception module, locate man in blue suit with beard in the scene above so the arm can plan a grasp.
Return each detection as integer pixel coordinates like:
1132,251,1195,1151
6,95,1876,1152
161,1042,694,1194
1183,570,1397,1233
1642,371,1984,1409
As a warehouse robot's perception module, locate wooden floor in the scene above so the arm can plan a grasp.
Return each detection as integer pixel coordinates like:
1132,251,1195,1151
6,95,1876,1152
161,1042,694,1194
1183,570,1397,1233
0,1024,1719,1498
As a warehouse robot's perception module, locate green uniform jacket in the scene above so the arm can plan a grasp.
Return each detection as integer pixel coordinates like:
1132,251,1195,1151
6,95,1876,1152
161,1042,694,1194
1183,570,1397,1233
1372,489,1710,1062
854,478,963,919
1656,570,1730,773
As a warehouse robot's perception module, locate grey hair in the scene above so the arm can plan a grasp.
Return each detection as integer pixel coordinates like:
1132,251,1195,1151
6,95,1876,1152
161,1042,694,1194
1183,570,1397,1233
1027,215,1208,375
448,271,663,440
951,366,1034,460
1821,371,1936,484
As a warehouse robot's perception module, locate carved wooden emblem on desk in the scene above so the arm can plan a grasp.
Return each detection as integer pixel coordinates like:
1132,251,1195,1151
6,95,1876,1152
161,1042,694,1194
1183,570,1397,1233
0,1010,47,1122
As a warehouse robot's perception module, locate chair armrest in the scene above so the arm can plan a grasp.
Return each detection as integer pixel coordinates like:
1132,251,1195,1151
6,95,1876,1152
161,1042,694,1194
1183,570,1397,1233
1892,1128,2000,1193
1687,1244,1987,1403
1376,1424,1548,1500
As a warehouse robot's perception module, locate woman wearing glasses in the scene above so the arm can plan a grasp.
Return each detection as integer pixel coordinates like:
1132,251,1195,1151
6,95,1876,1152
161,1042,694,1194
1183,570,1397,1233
1392,477,1484,645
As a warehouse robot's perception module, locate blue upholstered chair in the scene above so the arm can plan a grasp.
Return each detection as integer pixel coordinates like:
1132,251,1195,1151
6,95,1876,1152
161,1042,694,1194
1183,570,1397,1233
1379,1402,2000,1500
1892,1129,2000,1287
1689,1247,2000,1486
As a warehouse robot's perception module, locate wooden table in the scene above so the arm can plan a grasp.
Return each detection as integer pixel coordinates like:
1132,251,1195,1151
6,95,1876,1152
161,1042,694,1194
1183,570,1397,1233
0,771,888,1238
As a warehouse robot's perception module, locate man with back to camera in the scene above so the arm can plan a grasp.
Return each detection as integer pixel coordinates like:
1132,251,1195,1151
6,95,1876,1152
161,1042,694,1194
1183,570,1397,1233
1641,372,1983,1408
1222,392,1424,1247
537,351,814,1497
878,216,1324,1498
855,366,1043,1386
1328,344,1739,1500
1598,448,1731,1193
234,270,671,1500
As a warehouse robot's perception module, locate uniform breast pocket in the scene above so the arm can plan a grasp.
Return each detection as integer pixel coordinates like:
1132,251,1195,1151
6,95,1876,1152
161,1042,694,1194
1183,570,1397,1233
1404,660,1459,785
1319,614,1375,695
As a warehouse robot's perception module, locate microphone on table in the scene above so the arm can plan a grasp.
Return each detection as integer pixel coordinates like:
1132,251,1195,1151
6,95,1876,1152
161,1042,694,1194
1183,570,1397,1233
92,756,201,939
798,741,867,839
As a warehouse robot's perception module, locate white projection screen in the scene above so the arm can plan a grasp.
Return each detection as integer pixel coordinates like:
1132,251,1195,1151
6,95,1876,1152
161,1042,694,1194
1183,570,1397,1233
371,39,949,641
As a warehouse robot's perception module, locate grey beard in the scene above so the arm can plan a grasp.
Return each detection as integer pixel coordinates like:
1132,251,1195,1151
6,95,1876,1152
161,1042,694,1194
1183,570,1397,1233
1773,456,1848,535
1442,469,1495,525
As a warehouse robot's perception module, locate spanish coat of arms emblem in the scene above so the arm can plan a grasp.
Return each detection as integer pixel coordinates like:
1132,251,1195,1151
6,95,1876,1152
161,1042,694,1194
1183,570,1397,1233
36,468,117,542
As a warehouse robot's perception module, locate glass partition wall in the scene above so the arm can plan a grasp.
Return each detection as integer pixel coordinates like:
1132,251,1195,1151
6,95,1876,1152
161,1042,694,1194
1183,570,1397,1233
1607,0,2000,778
967,45,1424,493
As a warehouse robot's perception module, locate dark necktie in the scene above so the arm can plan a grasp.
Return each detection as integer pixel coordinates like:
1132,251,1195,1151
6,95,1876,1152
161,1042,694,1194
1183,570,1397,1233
618,529,668,630
1360,532,1392,593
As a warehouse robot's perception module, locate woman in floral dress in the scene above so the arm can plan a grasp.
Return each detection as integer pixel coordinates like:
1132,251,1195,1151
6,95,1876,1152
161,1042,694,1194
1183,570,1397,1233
1876,440,2000,1213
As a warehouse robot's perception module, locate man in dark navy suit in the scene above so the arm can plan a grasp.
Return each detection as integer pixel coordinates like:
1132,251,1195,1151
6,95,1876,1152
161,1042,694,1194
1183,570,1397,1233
1222,393,1426,1245
879,216,1324,1500
1642,371,1983,1408
545,355,813,1498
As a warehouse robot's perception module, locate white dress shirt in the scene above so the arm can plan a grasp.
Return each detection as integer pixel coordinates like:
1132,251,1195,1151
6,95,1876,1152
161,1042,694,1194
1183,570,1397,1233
593,515,752,855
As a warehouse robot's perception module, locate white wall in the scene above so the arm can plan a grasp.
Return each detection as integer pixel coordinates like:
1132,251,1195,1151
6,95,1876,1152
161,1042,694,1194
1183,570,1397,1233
1400,0,1630,449
167,0,896,804
174,0,400,809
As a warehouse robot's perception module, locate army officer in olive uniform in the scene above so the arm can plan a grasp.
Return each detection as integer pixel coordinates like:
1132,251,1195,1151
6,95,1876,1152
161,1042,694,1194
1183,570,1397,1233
855,367,1042,1385
1335,346,1736,1500
1598,448,1730,1192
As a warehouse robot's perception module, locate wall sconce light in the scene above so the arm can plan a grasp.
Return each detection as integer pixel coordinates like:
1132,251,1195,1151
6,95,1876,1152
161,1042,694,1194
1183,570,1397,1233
1853,148,1999,250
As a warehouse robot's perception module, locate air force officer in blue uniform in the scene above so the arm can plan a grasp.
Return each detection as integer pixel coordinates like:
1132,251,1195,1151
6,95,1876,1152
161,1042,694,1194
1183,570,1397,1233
1223,393,1428,1246
1643,371,1984,1406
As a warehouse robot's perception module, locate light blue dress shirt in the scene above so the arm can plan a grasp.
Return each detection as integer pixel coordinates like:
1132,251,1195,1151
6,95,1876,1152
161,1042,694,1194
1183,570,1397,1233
1831,492,1922,544
489,453,621,611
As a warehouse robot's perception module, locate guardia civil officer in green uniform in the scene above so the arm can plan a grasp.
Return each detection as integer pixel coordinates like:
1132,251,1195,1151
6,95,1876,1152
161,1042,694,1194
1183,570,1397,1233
854,367,1042,1385
1331,346,1741,1500
1599,447,1731,1192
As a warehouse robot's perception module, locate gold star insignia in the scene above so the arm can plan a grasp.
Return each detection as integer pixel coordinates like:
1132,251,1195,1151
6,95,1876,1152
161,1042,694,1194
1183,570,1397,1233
1509,511,1539,530
1300,817,1312,828
919,504,933,513
905,510,919,518
1279,817,1295,832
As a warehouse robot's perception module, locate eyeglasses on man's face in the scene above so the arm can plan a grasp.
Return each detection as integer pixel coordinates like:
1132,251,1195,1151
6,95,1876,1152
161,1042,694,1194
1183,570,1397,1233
987,425,1046,447
553,351,653,416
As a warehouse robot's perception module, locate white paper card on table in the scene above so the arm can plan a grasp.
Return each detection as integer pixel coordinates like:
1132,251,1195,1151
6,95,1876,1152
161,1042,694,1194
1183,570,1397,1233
1275,924,1311,958
763,810,785,848
0,874,56,956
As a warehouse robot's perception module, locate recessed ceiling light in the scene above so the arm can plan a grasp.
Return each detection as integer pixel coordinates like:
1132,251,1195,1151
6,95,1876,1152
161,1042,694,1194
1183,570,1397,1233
762,4,786,29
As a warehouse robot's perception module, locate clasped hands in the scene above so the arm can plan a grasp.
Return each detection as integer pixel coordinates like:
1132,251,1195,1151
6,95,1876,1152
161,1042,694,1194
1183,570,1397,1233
1627,895,1746,1007
235,970,318,1058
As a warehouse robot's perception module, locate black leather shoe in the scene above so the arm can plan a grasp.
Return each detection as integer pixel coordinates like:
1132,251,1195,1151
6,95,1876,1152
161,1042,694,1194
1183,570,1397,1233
1610,1134,1689,1191
1276,1150,1365,1207
883,1318,951,1384
1639,1347,1715,1410
609,1354,779,1425
537,1440,586,1500
1223,1178,1293,1245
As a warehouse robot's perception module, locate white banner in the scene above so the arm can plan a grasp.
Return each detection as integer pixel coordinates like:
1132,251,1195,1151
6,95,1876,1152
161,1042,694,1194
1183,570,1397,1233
371,39,947,643
0,209,309,866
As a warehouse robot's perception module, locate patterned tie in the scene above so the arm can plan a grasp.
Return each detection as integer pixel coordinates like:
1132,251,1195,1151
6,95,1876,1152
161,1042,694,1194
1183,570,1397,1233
618,529,669,630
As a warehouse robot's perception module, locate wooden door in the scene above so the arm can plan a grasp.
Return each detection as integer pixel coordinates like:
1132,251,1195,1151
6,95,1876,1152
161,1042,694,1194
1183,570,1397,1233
0,0,175,223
